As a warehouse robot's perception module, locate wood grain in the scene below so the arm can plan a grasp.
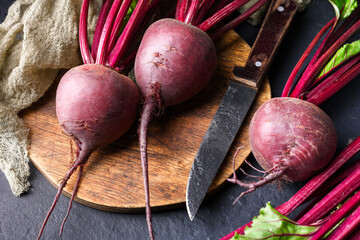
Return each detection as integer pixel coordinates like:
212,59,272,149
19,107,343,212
20,30,271,213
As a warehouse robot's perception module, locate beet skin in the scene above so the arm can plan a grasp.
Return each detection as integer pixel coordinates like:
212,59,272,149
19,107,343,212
56,64,140,151
134,18,217,106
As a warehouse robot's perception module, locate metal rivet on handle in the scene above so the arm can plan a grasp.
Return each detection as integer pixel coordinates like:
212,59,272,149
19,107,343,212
255,61,262,67
277,6,285,12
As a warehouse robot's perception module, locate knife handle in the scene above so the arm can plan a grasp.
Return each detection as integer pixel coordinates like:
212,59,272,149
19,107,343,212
232,0,297,89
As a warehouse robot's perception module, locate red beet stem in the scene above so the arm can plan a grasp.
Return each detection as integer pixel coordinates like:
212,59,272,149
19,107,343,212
293,194,325,222
281,17,336,97
297,162,360,225
108,0,150,68
175,0,182,20
290,18,360,98
304,161,360,204
37,146,92,240
207,0,234,19
95,0,123,65
79,0,93,64
107,0,133,53
304,17,337,75
59,166,84,236
177,0,190,22
117,49,137,71
326,202,360,240
349,228,360,240
114,0,159,70
193,0,215,26
322,8,360,54
91,0,112,60
197,0,249,32
308,191,360,240
306,56,360,105
184,0,201,24
139,96,156,240
208,0,267,40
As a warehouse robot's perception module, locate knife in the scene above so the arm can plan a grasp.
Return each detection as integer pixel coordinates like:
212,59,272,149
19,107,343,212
186,0,298,220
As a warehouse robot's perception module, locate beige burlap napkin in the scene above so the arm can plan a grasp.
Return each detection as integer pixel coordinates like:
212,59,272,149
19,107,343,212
0,0,101,196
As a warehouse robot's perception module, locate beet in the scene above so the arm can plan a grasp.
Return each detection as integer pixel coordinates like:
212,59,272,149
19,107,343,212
228,97,337,199
250,97,337,182
135,18,217,106
37,64,139,240
134,18,216,239
56,64,139,150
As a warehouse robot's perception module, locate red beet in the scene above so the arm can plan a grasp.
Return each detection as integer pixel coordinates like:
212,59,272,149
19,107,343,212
56,64,139,151
249,97,337,182
228,97,337,199
135,18,217,106
134,18,216,239
37,64,139,240
37,0,158,238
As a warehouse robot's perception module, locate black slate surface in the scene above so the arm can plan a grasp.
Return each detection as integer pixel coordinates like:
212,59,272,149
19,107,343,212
1,0,360,239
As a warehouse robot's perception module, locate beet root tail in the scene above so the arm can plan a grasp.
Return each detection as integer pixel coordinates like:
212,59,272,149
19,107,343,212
227,166,286,203
139,96,156,240
37,146,92,240
59,165,84,236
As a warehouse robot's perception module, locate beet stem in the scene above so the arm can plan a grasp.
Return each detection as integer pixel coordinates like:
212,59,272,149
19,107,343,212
108,0,150,68
79,0,93,64
207,0,233,18
325,201,360,240
197,0,250,32
95,0,123,65
208,0,267,40
91,0,112,60
184,0,201,24
175,0,182,20
59,166,84,236
306,56,360,105
322,8,360,54
308,191,360,240
107,0,133,53
290,18,360,98
297,160,360,225
281,17,336,97
193,0,215,26
177,0,190,22
139,97,156,240
304,160,360,205
37,147,92,240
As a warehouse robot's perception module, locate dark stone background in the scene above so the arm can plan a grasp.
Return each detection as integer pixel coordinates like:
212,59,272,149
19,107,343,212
1,0,359,239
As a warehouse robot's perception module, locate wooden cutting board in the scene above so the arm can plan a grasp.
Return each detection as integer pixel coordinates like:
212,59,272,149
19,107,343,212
20,30,271,213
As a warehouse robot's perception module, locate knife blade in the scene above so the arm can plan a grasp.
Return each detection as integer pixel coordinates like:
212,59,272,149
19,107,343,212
186,0,298,220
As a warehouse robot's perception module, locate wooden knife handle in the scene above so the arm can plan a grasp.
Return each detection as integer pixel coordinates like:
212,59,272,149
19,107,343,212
232,0,297,89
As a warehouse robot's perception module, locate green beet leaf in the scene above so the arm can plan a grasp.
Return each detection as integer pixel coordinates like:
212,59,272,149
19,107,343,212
318,39,360,78
231,203,319,240
329,0,358,20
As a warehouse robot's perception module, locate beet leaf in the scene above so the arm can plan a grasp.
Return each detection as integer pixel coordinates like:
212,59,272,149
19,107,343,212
329,0,358,20
317,39,360,78
230,203,319,240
